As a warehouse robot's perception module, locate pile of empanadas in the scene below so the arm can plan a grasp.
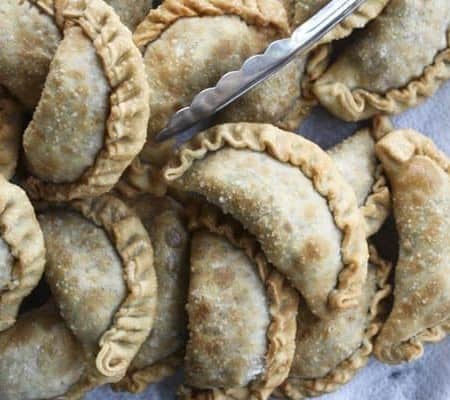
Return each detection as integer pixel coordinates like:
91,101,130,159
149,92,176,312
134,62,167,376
0,0,449,399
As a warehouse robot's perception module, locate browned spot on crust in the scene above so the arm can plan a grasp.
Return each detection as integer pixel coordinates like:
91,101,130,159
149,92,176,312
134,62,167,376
214,267,236,289
191,301,211,324
299,237,330,264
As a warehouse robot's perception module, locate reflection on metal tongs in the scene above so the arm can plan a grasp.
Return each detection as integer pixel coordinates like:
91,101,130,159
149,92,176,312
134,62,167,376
155,0,367,144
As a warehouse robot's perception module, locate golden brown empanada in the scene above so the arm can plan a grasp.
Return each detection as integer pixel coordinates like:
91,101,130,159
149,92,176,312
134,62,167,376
113,194,190,393
164,123,369,319
0,302,85,400
132,0,312,169
278,246,392,399
0,176,45,332
374,125,450,364
37,195,157,397
105,0,154,30
314,0,450,121
0,87,25,180
180,203,299,400
328,127,391,237
0,0,150,201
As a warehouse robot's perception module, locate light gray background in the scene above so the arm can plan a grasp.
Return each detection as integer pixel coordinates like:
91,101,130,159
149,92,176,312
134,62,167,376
88,80,450,400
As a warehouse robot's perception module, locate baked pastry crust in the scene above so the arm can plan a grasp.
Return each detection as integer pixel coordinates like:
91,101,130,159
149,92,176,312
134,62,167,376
327,126,391,237
179,202,299,400
164,123,368,319
0,302,86,400
37,194,157,397
0,176,45,332
20,0,149,201
278,246,392,399
374,125,450,364
313,0,450,121
0,87,25,180
113,194,189,393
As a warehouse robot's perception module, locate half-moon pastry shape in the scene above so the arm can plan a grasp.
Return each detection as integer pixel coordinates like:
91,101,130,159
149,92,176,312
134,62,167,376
313,0,450,121
278,246,392,399
0,87,25,180
374,127,450,364
105,0,154,30
37,195,157,397
2,0,150,201
0,176,45,332
0,302,85,400
113,194,190,393
327,127,390,237
164,123,369,319
132,0,312,168
180,202,299,400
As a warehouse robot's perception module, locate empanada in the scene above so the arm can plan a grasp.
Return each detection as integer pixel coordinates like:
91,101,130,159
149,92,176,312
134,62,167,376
0,0,149,200
374,125,450,364
113,194,190,393
164,123,369,319
279,0,389,98
327,127,391,237
0,87,25,180
132,0,310,169
37,195,157,397
0,302,85,400
0,176,45,331
105,0,154,30
313,0,450,121
180,202,299,399
278,246,392,399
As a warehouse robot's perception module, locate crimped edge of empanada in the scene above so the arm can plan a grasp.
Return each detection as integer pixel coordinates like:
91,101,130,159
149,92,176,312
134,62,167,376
37,194,157,398
360,162,390,237
114,352,183,393
326,124,391,238
0,176,46,332
178,201,299,400
361,122,392,238
24,0,150,201
115,157,168,198
133,0,289,51
313,31,450,121
0,87,24,180
277,245,392,400
300,0,390,101
164,122,368,312
373,126,450,364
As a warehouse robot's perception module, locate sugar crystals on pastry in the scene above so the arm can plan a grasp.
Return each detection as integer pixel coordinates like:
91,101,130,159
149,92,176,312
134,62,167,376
0,0,150,200
0,302,85,400
180,203,299,400
374,121,450,364
37,195,157,398
164,123,369,319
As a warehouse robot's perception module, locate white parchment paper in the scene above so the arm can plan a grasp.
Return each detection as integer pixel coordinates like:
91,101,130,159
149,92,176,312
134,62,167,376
88,80,450,400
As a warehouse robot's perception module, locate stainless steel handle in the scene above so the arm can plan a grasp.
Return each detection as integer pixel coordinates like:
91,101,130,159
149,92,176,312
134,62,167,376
156,0,367,143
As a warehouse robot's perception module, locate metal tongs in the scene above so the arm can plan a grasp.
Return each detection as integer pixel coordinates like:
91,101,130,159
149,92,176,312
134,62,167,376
155,0,367,143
